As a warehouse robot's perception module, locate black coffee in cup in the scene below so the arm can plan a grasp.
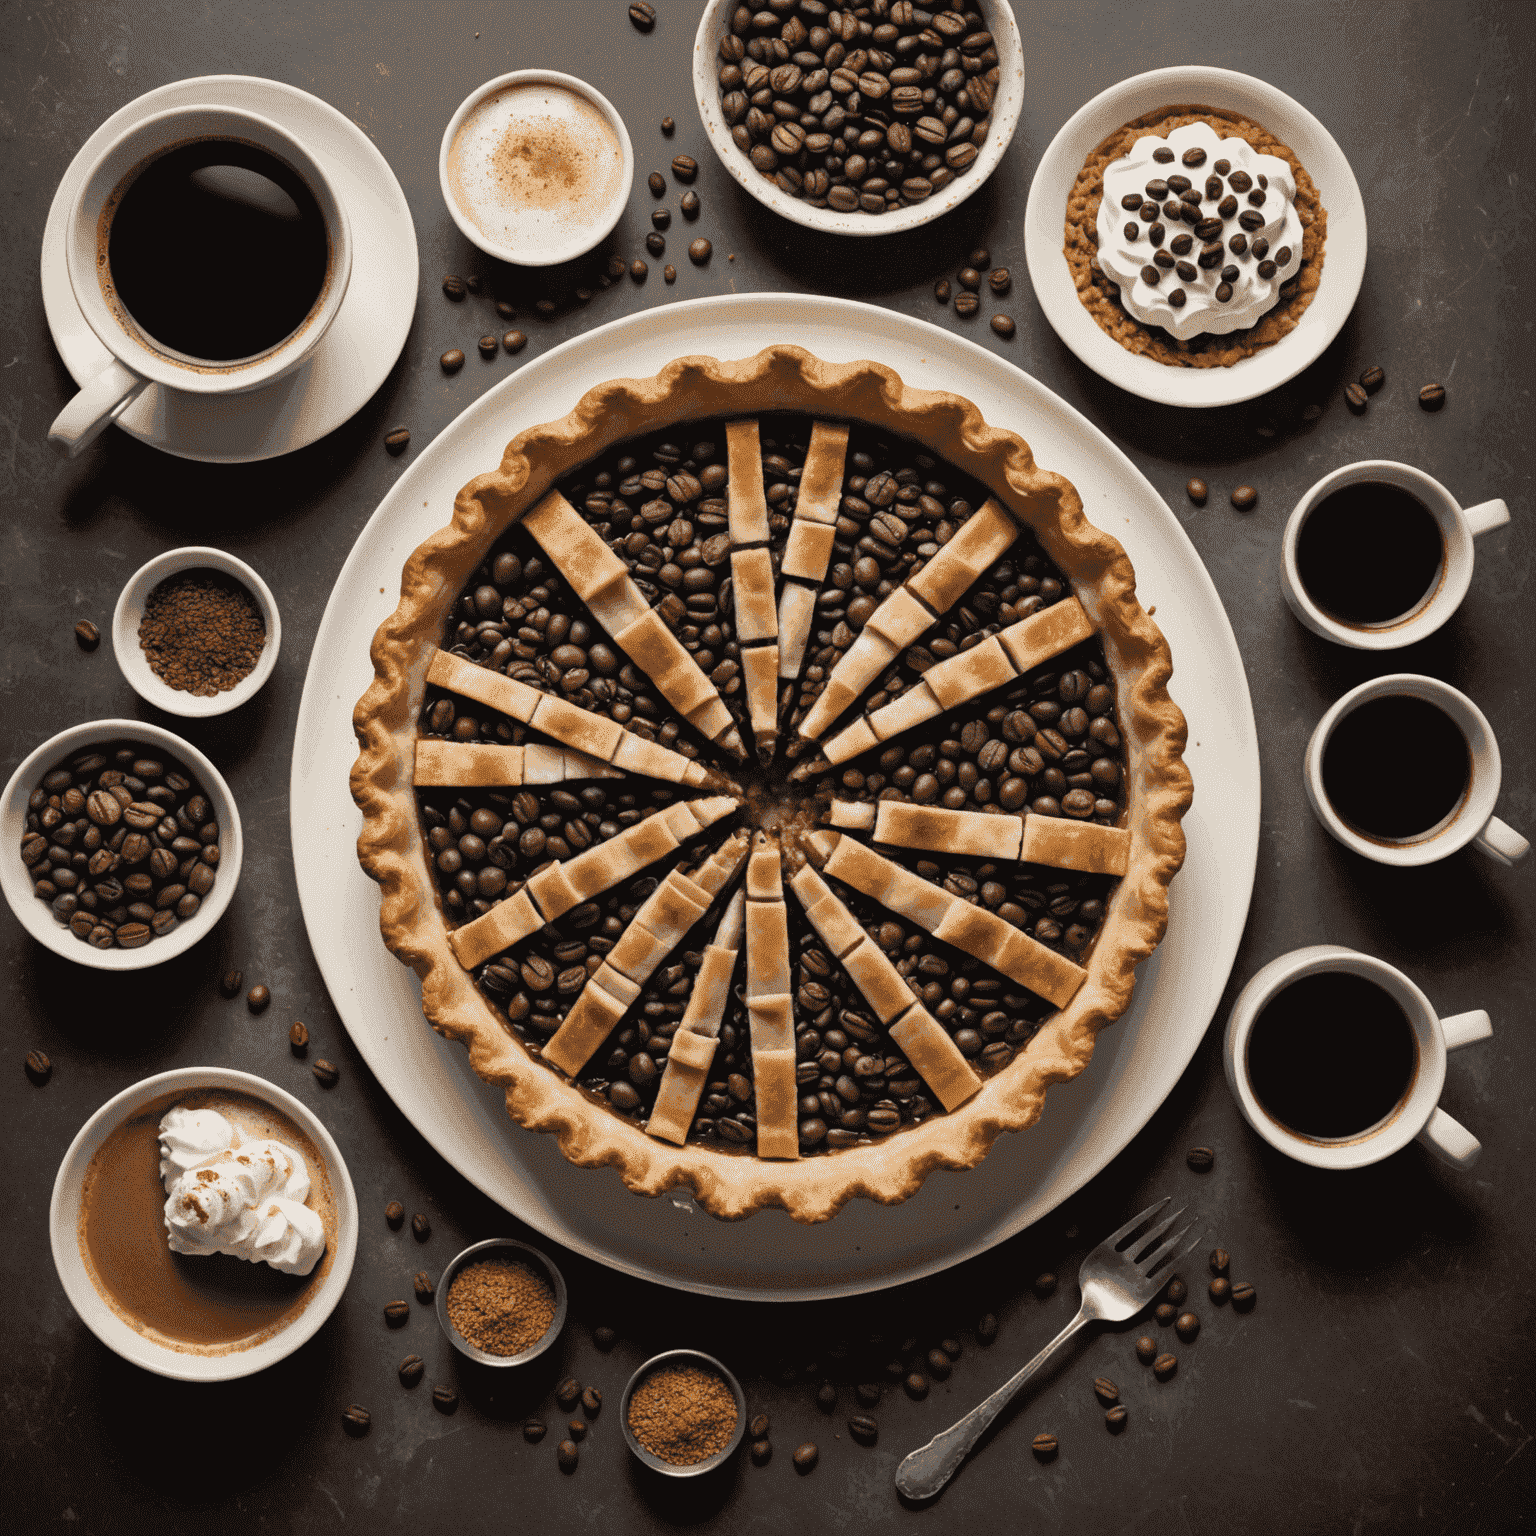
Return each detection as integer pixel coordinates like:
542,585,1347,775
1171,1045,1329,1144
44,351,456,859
1295,483,1444,625
1247,973,1417,1138
1322,695,1469,841
103,139,329,362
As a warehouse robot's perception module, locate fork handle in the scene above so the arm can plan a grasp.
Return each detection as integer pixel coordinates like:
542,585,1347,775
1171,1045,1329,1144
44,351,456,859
894,1307,1093,1501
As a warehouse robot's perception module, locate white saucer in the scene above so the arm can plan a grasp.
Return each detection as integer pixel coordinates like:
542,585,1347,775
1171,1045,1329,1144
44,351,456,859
41,75,418,463
1024,66,1367,409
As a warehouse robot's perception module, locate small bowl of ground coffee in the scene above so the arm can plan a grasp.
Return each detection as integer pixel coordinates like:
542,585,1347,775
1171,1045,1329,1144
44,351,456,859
621,1349,746,1477
435,1237,567,1367
112,547,280,718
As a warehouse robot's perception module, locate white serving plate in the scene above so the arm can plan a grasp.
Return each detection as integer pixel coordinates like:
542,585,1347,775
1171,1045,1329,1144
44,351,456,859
290,293,1260,1300
1024,66,1367,409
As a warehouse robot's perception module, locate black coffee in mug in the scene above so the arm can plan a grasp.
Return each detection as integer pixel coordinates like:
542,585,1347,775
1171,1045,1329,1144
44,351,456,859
1322,695,1470,841
104,138,329,362
1247,972,1417,1138
1295,482,1444,625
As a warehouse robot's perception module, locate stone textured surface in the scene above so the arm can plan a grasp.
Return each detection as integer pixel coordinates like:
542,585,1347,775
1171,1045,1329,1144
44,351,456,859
2,1,1531,1529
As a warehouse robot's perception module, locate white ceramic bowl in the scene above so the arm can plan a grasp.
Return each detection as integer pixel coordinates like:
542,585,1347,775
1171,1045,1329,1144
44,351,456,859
693,0,1024,237
438,70,634,266
1024,65,1367,408
49,1066,359,1381
112,546,280,717
2,717,243,970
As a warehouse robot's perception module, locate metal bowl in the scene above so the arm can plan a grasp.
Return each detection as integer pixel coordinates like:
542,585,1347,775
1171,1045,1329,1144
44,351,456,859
620,1348,748,1477
434,1236,568,1367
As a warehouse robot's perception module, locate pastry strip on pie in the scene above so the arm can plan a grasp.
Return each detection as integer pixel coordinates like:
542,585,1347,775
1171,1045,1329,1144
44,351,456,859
798,499,1019,740
745,832,797,1159
822,598,1095,764
872,802,1025,860
864,801,1130,876
724,420,781,762
543,829,750,1077
1020,817,1131,876
777,422,851,681
424,648,716,787
807,830,1087,1009
647,889,744,1146
414,741,622,786
520,489,745,760
788,865,981,1111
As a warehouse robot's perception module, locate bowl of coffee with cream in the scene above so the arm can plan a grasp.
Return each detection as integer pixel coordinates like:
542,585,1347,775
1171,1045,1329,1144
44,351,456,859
49,1066,357,1381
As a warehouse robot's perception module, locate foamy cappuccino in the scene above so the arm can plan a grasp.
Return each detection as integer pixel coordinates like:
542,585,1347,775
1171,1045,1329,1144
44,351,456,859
446,81,627,257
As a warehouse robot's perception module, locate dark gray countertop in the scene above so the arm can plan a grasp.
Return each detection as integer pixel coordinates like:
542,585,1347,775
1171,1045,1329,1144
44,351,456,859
4,2,1533,1531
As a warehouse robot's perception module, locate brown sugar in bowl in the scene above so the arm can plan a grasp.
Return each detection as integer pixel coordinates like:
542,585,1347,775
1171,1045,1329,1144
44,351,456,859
620,1349,747,1477
434,1237,567,1366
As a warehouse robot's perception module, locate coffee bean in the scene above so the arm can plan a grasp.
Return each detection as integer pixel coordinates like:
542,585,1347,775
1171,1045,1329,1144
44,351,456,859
1164,1277,1186,1305
749,1412,770,1440
557,1438,579,1471
1135,1335,1157,1365
399,1354,425,1387
1229,487,1257,513
342,1404,371,1436
849,1414,878,1445
958,267,982,292
671,155,698,183
1168,289,1187,309
74,620,100,650
1345,382,1368,413
647,171,665,197
312,1058,339,1088
934,279,952,302
1106,1404,1129,1432
1154,1303,1177,1326
501,330,524,355
24,1049,51,1084
433,1384,459,1414
1186,1145,1215,1171
1210,1276,1231,1304
1360,365,1386,393
476,334,497,359
1176,1312,1201,1341
977,1312,999,1345
855,1383,882,1407
679,190,700,217
288,1021,309,1055
414,1271,435,1303
1419,382,1446,411
1093,1377,1119,1405
904,1372,929,1399
953,292,979,317
1153,1353,1177,1381
441,349,464,374
1032,1432,1058,1460
384,426,410,454
793,1442,819,1472
247,984,270,1013
631,258,648,280
556,1377,582,1410
1187,477,1208,505
1033,1272,1057,1298
442,274,466,300
524,1418,547,1442
646,232,665,256
988,267,1011,295
1209,1248,1230,1276
751,1439,772,1465
495,299,517,320
926,1349,952,1380
582,1387,602,1416
1231,1281,1257,1311
688,238,712,264
594,1326,617,1351
990,314,1015,338
384,1300,410,1327
411,1212,431,1241
219,968,243,998
629,1,656,32
661,117,675,135
385,1200,405,1229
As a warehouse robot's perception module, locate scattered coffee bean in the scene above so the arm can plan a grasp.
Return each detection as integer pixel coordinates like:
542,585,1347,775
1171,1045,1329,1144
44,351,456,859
991,314,1015,338
24,1049,51,1085
556,1377,582,1410
969,247,991,268
751,1438,773,1465
568,1419,587,1441
399,1353,425,1387
219,969,244,998
1187,477,1208,505
288,1021,309,1055
1302,401,1323,421
1210,1276,1231,1304
432,1384,459,1414
688,238,712,264
1152,1353,1177,1381
953,292,980,318
1419,382,1446,411
1032,1432,1058,1461
1164,1277,1186,1306
671,155,698,183
977,1313,998,1345
247,985,271,1013
582,1386,602,1416
679,189,700,217
384,1299,410,1327
904,1372,929,1399
385,1200,405,1229
1135,1335,1157,1365
503,330,526,354
442,274,466,300
926,1349,952,1381
1176,1312,1201,1341
815,1382,837,1410
629,1,656,32
414,1271,435,1303
646,232,666,256
342,1404,371,1436
495,300,517,320
849,1414,879,1445
1345,382,1368,413
522,1417,548,1442
941,1338,962,1360
663,264,677,283
383,426,410,455
651,207,671,231
855,1382,881,1406
74,620,100,651
1360,365,1386,393
477,334,497,360
1187,1146,1216,1171
934,279,952,302
1209,1247,1230,1276
988,267,1011,295
312,1058,339,1088
1093,1377,1119,1406
630,258,648,281
557,1438,579,1471
441,348,465,374
1154,1303,1177,1326
1106,1405,1129,1431
661,116,675,135
594,1326,617,1351
749,1412,770,1440
411,1212,431,1241
647,171,666,196
1231,1281,1257,1311
793,1442,819,1472
1034,1273,1058,1298
958,267,982,291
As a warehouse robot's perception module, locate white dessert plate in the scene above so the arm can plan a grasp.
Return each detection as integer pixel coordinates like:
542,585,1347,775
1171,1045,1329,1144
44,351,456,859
41,75,418,463
290,293,1261,1300
1023,66,1367,409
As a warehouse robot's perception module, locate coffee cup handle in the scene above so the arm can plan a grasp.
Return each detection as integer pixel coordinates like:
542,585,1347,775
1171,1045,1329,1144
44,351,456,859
1417,1107,1481,1169
1461,498,1510,537
1440,1009,1493,1052
1473,815,1530,866
47,359,148,458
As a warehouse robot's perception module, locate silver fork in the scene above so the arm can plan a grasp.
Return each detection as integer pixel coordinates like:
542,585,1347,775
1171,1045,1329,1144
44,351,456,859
894,1199,1200,1502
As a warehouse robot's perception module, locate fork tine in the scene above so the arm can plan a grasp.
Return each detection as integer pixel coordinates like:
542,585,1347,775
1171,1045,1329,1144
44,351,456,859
1100,1198,1170,1251
1138,1222,1199,1278
1127,1205,1186,1262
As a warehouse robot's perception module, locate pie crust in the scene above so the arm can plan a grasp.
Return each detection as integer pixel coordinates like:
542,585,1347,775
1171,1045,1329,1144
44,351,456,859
352,346,1192,1223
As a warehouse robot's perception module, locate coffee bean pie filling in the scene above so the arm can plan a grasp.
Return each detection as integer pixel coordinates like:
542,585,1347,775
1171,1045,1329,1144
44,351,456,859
353,347,1191,1221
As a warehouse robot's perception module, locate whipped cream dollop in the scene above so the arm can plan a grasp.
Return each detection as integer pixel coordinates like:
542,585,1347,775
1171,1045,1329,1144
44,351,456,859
158,1108,326,1277
1095,120,1305,341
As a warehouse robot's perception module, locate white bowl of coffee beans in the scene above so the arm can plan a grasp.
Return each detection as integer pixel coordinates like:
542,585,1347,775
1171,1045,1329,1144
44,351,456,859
693,0,1024,236
2,719,242,970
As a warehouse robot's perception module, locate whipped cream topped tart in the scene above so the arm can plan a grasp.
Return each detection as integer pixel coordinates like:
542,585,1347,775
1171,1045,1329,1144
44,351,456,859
352,347,1191,1222
1065,105,1328,368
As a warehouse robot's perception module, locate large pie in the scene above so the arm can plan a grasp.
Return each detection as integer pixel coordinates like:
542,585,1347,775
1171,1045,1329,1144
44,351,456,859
352,346,1191,1222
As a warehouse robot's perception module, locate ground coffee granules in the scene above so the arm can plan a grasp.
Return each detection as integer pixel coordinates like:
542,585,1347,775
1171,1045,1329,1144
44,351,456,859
138,570,266,696
627,1363,738,1466
444,1257,555,1356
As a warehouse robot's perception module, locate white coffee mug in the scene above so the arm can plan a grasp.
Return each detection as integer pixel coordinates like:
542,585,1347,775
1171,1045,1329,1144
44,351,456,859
1305,673,1529,867
1281,460,1509,649
48,104,353,458
1225,945,1491,1171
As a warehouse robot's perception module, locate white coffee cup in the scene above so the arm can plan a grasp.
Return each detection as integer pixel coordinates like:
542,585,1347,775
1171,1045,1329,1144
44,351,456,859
1305,673,1528,867
48,104,353,458
1281,460,1509,649
1225,945,1492,1171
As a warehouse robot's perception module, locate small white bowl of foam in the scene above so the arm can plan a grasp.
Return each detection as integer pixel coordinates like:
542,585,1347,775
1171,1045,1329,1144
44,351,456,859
439,70,634,266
